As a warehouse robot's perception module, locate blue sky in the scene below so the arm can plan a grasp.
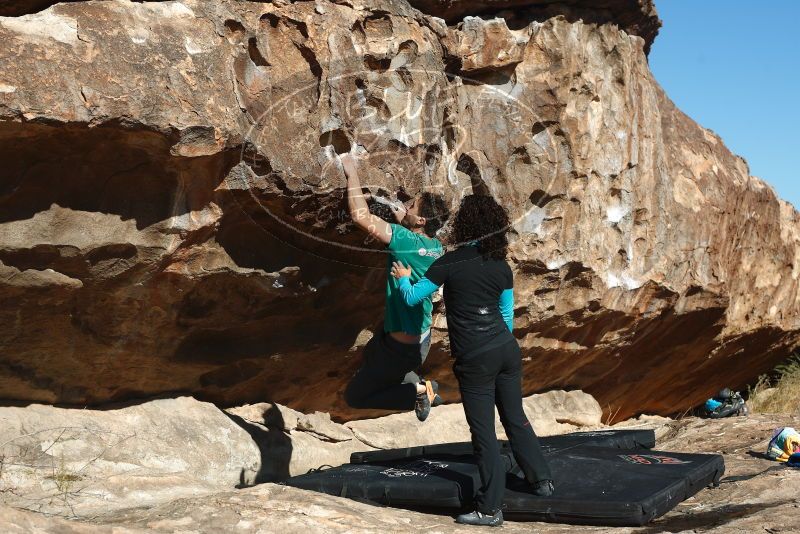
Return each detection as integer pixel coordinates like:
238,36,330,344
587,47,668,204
648,1,800,209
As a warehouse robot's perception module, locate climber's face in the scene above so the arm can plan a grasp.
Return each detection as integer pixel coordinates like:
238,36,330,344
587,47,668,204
401,195,426,231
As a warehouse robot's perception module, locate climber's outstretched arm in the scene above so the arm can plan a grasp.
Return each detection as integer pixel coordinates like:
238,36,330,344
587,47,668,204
342,153,392,245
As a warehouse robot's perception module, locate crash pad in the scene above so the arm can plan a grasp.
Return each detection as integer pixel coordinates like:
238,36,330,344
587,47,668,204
286,430,723,526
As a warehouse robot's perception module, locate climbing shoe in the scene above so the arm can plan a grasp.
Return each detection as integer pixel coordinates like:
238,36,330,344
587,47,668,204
531,479,554,497
414,380,435,421
455,509,504,527
428,379,444,407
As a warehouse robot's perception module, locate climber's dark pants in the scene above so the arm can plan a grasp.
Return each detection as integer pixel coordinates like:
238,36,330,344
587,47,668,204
345,330,431,410
454,338,552,515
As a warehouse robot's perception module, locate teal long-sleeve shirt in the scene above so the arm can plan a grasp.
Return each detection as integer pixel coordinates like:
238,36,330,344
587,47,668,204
397,276,514,332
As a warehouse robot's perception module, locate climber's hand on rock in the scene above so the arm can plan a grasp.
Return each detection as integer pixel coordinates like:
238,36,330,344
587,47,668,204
390,199,407,223
340,153,358,177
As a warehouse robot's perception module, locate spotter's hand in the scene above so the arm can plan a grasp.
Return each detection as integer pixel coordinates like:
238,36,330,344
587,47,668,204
391,261,413,279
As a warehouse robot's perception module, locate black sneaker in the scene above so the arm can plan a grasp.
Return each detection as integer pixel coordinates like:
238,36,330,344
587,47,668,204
531,479,554,496
455,509,504,527
414,380,433,421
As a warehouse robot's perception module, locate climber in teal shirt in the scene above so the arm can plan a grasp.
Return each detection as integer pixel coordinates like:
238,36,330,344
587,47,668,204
339,153,451,422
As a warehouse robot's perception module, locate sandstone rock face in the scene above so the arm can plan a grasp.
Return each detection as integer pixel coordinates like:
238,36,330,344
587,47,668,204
0,391,601,518
0,397,261,517
0,0,661,54
1,407,798,532
0,0,799,422
407,0,661,53
345,389,602,449
0,0,66,17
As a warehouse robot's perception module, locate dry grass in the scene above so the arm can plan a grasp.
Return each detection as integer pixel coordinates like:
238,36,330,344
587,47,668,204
603,404,622,426
747,354,800,415
46,452,83,496
0,426,135,518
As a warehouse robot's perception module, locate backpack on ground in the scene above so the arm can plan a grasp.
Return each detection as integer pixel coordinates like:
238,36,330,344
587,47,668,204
702,388,748,419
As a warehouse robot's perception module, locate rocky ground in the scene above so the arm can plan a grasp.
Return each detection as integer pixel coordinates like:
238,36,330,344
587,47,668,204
0,393,798,532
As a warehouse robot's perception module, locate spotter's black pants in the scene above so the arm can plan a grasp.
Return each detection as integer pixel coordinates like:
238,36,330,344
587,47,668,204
454,338,552,514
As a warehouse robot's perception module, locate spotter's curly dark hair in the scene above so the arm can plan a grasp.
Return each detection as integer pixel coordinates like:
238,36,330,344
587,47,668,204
418,192,450,238
451,194,510,260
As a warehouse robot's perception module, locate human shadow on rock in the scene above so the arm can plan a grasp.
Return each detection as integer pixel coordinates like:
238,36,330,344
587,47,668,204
224,405,293,486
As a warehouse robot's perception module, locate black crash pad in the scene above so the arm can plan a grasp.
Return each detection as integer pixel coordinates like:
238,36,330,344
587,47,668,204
286,454,485,509
349,428,656,464
285,443,723,526
501,447,724,525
